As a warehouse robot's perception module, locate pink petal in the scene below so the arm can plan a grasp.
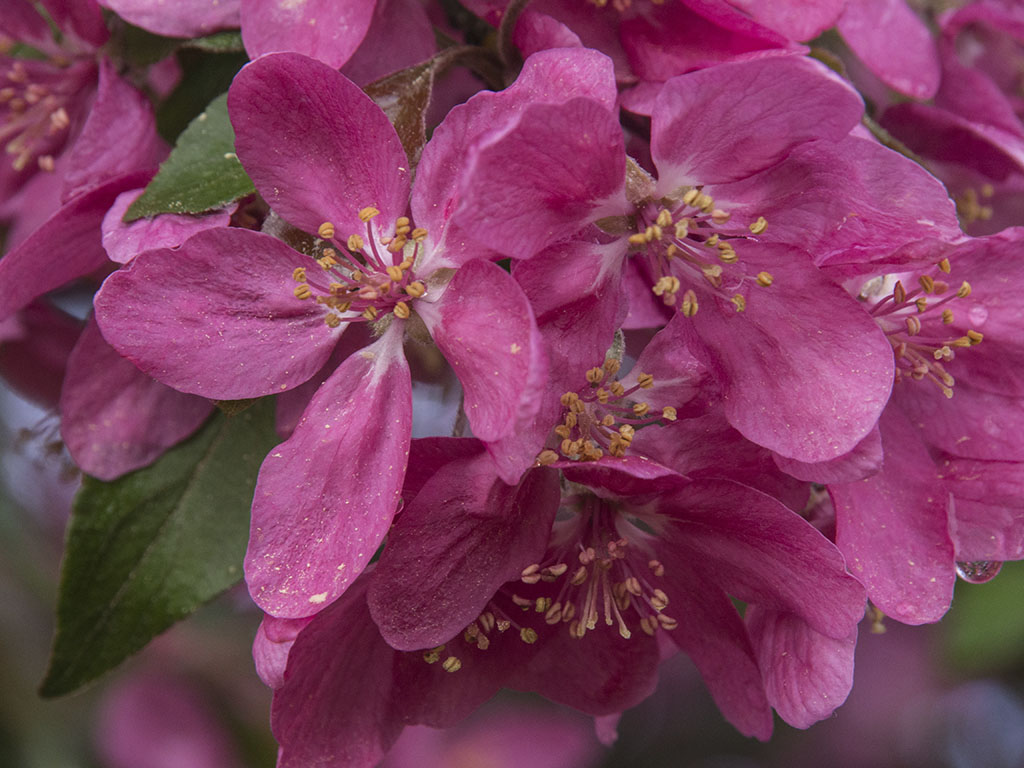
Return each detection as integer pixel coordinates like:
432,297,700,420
726,0,846,40
710,135,962,277
253,615,312,689
101,189,231,265
658,553,773,740
746,606,858,729
60,317,214,480
452,98,626,260
651,56,863,188
413,47,618,268
831,408,956,624
368,449,559,650
96,0,240,37
63,58,166,202
661,480,867,639
94,227,340,400
0,169,152,323
339,0,434,87
945,458,1024,562
419,260,547,482
0,302,80,408
228,52,409,242
774,426,884,484
622,0,795,83
838,0,940,99
245,327,411,618
241,0,374,69
681,245,894,462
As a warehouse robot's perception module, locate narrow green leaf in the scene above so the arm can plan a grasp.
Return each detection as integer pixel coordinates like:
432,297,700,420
125,91,254,221
39,401,278,697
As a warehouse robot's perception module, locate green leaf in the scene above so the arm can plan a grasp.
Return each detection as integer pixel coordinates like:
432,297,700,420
183,29,246,53
126,91,254,221
39,401,278,697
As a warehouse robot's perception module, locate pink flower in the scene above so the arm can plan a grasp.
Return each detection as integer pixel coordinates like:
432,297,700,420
94,51,662,618
457,54,898,464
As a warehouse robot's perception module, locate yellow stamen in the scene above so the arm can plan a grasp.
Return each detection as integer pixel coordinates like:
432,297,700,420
317,221,335,239
749,216,767,235
731,294,746,312
756,271,774,287
393,301,411,319
292,267,307,282
347,234,364,251
405,281,426,298
293,284,312,300
358,206,380,222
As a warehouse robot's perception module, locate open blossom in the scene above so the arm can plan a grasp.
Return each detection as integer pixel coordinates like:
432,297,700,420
815,229,1024,622
93,49,662,619
453,54,899,464
256,434,864,765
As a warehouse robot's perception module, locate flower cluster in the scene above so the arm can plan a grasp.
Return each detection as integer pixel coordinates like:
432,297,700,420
3,0,1024,766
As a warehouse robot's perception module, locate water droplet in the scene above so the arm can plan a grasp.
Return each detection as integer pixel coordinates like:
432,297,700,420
955,560,1003,584
967,305,989,326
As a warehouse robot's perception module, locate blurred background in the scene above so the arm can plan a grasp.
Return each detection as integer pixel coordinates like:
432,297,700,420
3,381,1024,768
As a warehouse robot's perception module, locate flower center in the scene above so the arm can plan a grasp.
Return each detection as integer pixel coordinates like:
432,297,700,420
536,357,677,464
419,497,676,672
290,207,428,328
0,58,80,173
629,188,773,317
518,495,676,641
860,257,982,399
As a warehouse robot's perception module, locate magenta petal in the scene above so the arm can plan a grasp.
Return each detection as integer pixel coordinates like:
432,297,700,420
509,623,660,717
774,426,884,484
0,302,80,408
945,459,1024,562
663,480,866,638
746,606,857,729
651,56,863,188
60,317,214,480
63,59,165,202
273,579,407,767
622,0,794,83
229,53,409,241
658,554,773,740
245,328,411,618
831,408,956,624
838,0,940,99
94,227,339,400
682,246,894,462
0,169,152,323
452,98,626,259
96,0,240,37
101,189,230,264
338,0,434,86
420,260,547,482
710,136,961,276
241,0,374,69
275,576,514,767
413,48,618,265
253,615,312,689
368,452,559,650
729,0,845,40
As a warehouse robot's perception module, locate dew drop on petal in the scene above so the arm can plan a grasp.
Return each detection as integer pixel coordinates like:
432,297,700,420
967,305,989,327
955,560,1003,584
